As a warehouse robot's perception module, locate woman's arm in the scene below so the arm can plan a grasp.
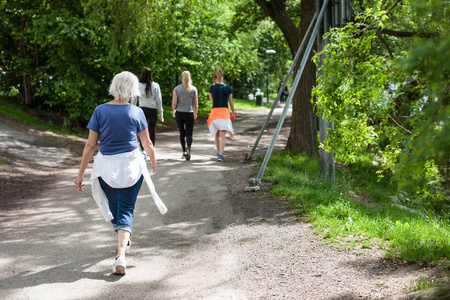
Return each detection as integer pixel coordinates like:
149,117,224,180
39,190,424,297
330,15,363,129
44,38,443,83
138,128,157,173
229,93,236,121
193,91,198,120
74,130,99,191
155,84,164,122
172,90,178,118
209,93,213,102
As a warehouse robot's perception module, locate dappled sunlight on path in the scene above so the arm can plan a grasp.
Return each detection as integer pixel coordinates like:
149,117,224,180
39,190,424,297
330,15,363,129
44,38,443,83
1,108,434,299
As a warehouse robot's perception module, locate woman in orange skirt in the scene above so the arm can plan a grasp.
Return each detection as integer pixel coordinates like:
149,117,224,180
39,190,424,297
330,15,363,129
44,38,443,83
207,68,235,162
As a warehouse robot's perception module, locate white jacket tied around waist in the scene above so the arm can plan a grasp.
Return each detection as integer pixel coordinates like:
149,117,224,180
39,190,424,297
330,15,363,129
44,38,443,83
89,148,167,221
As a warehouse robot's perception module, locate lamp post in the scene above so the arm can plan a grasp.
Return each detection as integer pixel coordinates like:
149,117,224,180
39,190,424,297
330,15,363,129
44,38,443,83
265,49,276,103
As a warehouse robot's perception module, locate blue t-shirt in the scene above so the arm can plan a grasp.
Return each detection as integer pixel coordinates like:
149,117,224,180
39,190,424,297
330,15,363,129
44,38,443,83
87,104,148,155
209,84,232,108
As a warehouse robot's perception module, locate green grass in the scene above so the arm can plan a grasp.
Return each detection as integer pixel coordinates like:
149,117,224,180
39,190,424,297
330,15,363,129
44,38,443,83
233,98,272,110
0,99,58,130
406,275,449,293
263,151,450,263
0,97,87,137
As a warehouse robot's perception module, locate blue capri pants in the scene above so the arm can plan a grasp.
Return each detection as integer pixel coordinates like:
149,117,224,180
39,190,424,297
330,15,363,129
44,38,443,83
98,176,144,234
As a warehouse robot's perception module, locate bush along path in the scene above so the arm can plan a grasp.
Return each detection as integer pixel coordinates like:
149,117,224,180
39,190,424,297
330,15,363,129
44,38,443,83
0,108,448,299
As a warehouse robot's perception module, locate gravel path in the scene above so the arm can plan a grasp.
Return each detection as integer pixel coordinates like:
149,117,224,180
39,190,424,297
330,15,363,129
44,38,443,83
0,108,441,299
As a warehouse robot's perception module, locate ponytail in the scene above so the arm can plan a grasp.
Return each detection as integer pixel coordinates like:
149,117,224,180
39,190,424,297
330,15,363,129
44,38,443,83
139,68,153,97
181,71,192,94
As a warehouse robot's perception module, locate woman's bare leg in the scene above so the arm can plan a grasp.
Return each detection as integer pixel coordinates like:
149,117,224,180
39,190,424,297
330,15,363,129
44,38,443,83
218,130,226,155
117,229,130,258
215,131,220,154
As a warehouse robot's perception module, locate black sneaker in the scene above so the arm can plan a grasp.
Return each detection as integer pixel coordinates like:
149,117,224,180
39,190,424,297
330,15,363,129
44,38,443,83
186,148,191,161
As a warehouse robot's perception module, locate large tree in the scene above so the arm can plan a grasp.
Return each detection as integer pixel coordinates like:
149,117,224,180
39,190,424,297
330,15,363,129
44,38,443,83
254,0,318,154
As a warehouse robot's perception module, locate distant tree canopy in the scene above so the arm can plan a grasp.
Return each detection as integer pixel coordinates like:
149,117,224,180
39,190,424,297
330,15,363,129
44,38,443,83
313,0,449,213
0,0,291,124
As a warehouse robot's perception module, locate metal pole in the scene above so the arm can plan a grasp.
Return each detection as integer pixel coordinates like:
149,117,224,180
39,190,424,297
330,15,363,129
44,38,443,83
342,0,351,26
318,0,333,182
245,13,318,161
250,0,330,186
266,56,270,104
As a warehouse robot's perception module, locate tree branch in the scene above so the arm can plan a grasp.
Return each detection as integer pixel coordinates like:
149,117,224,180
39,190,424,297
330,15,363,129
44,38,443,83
376,31,394,59
381,28,439,38
380,29,416,37
386,0,402,16
254,0,299,55
388,114,412,134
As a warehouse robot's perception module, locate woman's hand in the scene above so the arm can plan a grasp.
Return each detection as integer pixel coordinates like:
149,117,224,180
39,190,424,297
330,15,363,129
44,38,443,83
231,113,236,122
74,175,85,192
75,130,99,193
159,116,164,122
138,128,157,173
172,91,178,118
150,159,157,173
194,112,197,120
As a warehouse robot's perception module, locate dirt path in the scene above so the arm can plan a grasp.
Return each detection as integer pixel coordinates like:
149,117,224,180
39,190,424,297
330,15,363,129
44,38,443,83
0,108,439,299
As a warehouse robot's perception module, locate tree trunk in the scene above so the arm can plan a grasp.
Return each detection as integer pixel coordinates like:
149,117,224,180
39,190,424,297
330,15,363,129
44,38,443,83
20,74,36,107
255,0,319,155
17,16,37,107
286,0,318,154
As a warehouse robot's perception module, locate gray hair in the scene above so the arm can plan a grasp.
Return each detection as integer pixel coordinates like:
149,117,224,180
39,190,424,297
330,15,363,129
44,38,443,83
108,71,140,100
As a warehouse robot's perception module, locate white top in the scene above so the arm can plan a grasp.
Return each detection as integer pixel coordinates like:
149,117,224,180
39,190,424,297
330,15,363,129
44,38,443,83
131,82,164,116
89,148,167,221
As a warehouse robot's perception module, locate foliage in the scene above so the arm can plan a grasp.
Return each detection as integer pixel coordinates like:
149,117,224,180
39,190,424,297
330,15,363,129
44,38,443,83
0,0,114,125
1,0,291,125
264,151,450,263
229,0,293,98
312,0,449,213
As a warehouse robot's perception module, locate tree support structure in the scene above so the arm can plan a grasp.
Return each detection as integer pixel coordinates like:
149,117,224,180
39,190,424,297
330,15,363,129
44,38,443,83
245,0,351,191
245,0,330,191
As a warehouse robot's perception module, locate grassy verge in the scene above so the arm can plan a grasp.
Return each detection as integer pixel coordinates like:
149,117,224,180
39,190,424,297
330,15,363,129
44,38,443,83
263,151,450,264
0,97,87,137
233,98,272,110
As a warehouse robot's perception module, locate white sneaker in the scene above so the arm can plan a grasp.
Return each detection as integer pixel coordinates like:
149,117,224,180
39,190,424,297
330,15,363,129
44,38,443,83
113,256,126,275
